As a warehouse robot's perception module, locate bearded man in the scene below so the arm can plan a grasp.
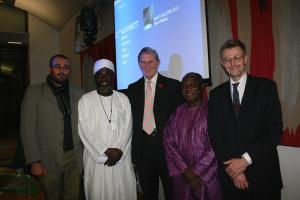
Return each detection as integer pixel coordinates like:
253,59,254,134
78,59,136,200
21,54,84,200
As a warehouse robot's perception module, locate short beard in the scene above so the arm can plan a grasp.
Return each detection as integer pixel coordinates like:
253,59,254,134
97,85,113,96
49,74,68,86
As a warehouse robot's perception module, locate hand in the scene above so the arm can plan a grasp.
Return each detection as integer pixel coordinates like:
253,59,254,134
233,173,249,190
189,176,202,191
224,157,248,178
181,167,202,191
31,162,47,176
104,148,123,166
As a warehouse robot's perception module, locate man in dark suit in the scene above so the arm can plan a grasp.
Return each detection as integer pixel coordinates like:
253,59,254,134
127,47,183,200
208,39,283,200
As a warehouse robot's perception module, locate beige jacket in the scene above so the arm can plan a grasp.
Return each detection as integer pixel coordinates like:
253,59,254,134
20,82,84,172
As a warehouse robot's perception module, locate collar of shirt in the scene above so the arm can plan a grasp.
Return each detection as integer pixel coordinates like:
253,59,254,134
230,72,247,104
144,73,158,96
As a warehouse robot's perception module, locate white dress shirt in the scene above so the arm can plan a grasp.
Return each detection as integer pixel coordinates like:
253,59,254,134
230,72,252,165
144,73,158,97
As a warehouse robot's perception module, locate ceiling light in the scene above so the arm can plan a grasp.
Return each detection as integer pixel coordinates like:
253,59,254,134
8,41,23,44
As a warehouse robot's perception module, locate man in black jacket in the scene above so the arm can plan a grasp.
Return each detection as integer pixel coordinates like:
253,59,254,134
208,39,283,200
127,47,183,200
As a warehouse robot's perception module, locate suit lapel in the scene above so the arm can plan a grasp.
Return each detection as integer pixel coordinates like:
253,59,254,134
239,75,255,115
69,87,76,113
223,81,236,118
154,74,167,116
154,74,162,109
69,87,79,133
136,78,145,120
42,83,58,107
137,77,145,104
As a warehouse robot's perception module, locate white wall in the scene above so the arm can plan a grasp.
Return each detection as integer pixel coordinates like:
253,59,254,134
59,2,115,87
28,14,60,85
60,14,82,87
94,2,115,42
278,146,300,200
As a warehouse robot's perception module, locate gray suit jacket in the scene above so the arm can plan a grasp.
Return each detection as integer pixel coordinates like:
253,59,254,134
20,82,84,172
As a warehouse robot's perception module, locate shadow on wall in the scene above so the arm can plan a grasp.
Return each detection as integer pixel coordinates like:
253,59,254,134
160,53,183,81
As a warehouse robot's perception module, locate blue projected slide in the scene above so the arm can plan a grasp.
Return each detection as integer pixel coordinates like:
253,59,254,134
114,0,210,89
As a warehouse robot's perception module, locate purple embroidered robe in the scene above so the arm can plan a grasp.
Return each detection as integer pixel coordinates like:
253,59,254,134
164,101,223,200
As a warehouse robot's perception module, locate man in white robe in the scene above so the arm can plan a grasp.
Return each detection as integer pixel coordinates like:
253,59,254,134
78,59,136,200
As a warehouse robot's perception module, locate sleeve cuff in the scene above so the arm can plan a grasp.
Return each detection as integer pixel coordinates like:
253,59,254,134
242,152,252,165
96,155,108,164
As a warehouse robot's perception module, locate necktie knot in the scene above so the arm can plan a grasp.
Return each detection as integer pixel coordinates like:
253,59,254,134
146,80,152,93
233,82,239,89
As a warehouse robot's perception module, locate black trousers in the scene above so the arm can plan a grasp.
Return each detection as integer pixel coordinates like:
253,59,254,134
137,131,172,200
223,188,281,200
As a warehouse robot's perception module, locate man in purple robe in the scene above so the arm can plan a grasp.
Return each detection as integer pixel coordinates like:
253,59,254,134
164,73,222,200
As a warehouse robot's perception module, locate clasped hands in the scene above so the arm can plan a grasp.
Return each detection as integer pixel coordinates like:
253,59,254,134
104,148,123,166
223,158,249,190
181,167,202,191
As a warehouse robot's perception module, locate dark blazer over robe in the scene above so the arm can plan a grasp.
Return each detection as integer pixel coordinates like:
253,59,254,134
208,75,283,193
127,73,183,166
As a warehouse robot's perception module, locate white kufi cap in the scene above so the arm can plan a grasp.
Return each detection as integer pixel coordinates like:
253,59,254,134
93,59,115,75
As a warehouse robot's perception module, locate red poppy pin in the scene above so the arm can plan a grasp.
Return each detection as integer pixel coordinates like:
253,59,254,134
158,83,165,89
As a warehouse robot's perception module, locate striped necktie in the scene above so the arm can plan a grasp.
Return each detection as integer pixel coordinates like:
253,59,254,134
143,80,155,134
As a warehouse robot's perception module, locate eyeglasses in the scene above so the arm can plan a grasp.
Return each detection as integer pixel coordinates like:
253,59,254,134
139,60,156,66
222,55,244,65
